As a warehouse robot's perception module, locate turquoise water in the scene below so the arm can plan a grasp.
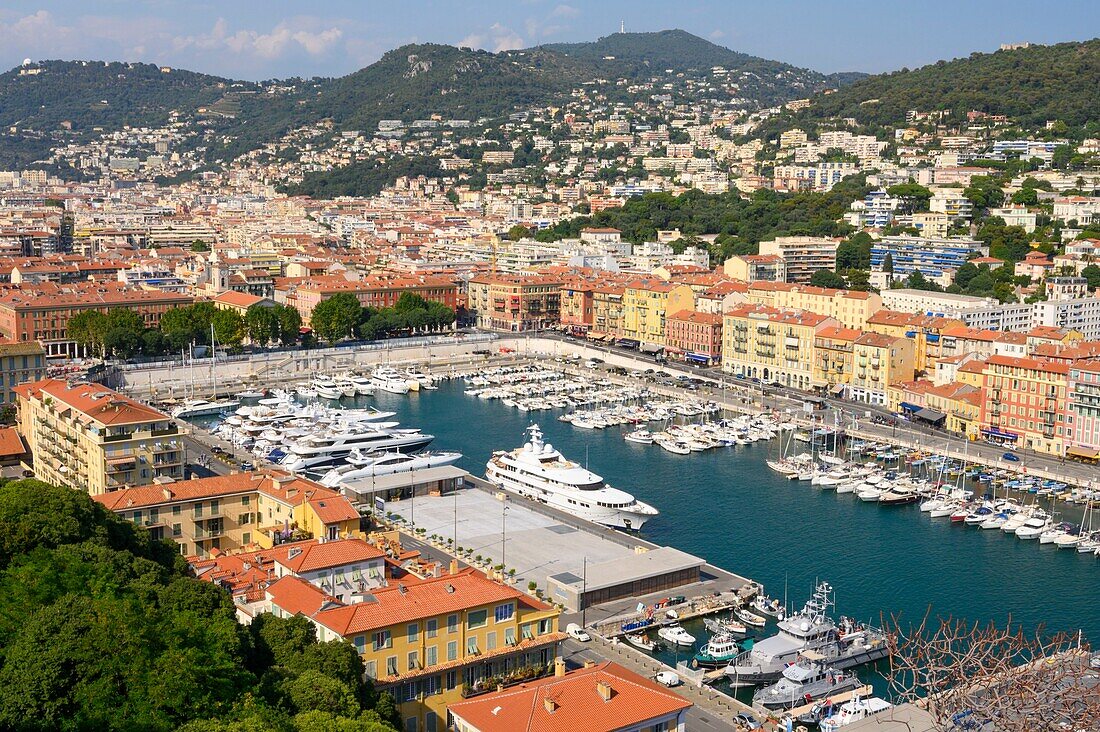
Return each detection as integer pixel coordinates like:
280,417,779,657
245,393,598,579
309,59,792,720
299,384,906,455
370,380,1099,650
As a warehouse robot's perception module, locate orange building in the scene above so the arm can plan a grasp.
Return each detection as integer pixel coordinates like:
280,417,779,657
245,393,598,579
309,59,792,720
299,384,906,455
979,354,1070,454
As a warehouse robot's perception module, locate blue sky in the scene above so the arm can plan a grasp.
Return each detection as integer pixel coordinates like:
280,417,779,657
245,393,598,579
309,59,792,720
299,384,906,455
2,1,1098,80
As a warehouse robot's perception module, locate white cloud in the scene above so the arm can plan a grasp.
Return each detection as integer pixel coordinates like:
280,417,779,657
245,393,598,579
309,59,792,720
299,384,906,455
458,23,525,53
173,18,342,59
550,4,580,18
710,30,726,40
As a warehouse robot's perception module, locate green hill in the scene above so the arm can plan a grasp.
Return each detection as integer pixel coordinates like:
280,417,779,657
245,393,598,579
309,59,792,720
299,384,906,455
801,39,1100,128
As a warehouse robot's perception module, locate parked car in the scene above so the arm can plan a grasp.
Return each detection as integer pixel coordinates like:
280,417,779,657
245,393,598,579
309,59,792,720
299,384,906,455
565,623,590,642
1002,452,1020,462
240,461,255,471
654,671,681,687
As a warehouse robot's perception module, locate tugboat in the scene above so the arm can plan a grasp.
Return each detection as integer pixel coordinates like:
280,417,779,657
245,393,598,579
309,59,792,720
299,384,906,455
751,651,863,710
724,582,889,687
692,632,745,669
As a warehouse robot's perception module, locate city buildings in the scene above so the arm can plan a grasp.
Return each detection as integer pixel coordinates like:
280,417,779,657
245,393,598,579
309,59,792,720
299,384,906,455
665,310,723,365
0,339,46,404
467,273,563,332
92,471,362,557
721,305,838,389
756,236,840,284
14,379,186,495
979,355,1070,454
870,235,986,286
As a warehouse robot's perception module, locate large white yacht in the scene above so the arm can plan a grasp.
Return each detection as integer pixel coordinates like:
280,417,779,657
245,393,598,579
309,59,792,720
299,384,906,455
318,450,463,487
281,424,433,471
485,425,658,530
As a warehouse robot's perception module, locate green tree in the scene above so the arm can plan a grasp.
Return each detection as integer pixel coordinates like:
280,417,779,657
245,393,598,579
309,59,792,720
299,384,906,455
212,309,245,349
1010,188,1039,206
310,294,361,345
964,175,1005,210
67,310,108,357
810,270,847,289
1081,264,1100,290
274,305,302,346
886,182,932,213
835,232,873,269
505,224,529,241
882,252,894,274
245,306,278,347
282,671,359,717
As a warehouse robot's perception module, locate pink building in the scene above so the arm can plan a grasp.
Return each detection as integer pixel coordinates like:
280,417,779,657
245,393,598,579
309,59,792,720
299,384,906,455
665,310,723,365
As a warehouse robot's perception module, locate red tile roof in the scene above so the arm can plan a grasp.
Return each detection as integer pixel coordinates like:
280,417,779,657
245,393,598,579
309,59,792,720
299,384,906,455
0,427,26,458
448,661,692,732
19,378,168,426
272,538,383,573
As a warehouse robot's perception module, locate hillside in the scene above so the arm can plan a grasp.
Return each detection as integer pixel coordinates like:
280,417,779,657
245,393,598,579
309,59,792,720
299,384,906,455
0,60,242,133
542,30,862,103
801,39,1100,128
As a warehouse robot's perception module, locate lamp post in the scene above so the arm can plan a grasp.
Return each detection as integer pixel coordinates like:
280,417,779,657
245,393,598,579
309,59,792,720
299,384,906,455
501,501,509,575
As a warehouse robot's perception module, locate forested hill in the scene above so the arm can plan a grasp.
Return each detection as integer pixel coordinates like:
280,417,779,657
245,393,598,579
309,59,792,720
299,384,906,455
798,39,1100,128
0,60,244,133
541,30,862,103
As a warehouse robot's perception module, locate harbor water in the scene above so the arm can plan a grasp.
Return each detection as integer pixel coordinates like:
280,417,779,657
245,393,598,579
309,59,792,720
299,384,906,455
366,380,1100,650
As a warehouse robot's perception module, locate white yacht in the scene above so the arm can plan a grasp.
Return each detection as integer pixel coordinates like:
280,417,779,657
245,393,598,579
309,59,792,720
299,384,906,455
171,398,241,418
281,424,433,471
485,425,659,530
372,367,411,394
317,450,463,488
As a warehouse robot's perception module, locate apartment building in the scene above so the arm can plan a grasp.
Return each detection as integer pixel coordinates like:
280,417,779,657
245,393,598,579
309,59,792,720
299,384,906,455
848,333,916,406
558,282,594,335
721,305,838,389
0,282,193,357
881,289,997,317
590,285,625,339
15,379,186,495
756,236,840,284
665,310,723,365
449,660,692,732
773,162,858,191
722,254,786,283
265,567,563,732
813,326,862,392
93,472,363,557
929,189,975,221
744,282,882,329
619,280,694,348
979,355,1070,454
0,339,46,404
866,310,964,373
1032,297,1100,340
467,274,562,332
870,235,985,285
288,275,459,326
1065,361,1100,459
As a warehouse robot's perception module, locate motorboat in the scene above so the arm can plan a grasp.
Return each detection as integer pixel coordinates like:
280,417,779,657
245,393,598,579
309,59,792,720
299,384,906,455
311,377,342,400
485,425,659,530
317,450,463,487
752,595,786,619
752,653,862,711
625,633,658,652
625,429,654,444
372,367,411,395
819,694,894,732
281,424,434,471
1014,516,1052,540
735,607,767,628
657,624,696,647
725,582,888,687
171,398,241,418
693,633,742,669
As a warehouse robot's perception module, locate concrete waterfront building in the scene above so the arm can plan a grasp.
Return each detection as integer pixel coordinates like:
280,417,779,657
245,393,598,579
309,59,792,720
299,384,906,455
1065,360,1100,460
756,236,840,284
665,310,723,365
870,235,985,286
14,379,186,496
744,282,881,329
980,355,1070,454
813,326,862,393
881,289,998,317
619,280,695,349
467,273,562,332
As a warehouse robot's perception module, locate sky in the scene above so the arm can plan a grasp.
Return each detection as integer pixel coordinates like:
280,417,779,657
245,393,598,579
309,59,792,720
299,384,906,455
1,1,1099,81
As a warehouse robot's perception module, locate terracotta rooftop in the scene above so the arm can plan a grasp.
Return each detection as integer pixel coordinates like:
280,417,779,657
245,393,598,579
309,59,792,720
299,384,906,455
18,378,168,427
270,538,383,574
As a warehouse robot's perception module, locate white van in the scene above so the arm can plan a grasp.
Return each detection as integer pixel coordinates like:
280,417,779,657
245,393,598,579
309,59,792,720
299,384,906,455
565,623,591,642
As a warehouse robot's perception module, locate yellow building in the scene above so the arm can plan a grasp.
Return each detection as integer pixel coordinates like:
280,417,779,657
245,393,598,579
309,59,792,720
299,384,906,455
745,282,883,330
925,382,983,438
848,332,916,406
14,378,186,495
812,326,863,391
865,310,963,374
591,285,626,339
722,305,838,390
0,339,46,404
620,279,694,347
92,471,363,557
266,567,564,732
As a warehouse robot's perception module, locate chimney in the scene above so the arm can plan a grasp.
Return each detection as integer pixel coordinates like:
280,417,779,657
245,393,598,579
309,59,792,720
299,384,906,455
449,559,459,575
162,487,174,500
554,657,566,678
596,680,614,702
583,660,596,669
543,697,558,714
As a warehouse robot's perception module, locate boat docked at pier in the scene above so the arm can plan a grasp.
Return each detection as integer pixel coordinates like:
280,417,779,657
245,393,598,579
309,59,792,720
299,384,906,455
280,424,434,471
171,398,240,418
485,424,659,530
751,651,862,711
316,449,462,487
724,581,888,687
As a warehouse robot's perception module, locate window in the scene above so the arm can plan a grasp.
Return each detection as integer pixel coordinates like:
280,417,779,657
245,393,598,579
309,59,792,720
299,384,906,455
424,675,441,697
386,656,398,676
447,641,458,662
447,614,458,633
407,623,419,643
172,523,182,537
373,630,392,651
242,532,251,544
486,632,497,651
521,623,534,640
173,505,181,516
467,609,487,629
425,645,437,667
538,619,552,635
426,618,437,638
505,627,516,645
354,635,366,655
363,660,377,679
467,637,479,655
407,651,419,671
445,670,458,690
425,711,438,732
404,717,417,732
241,495,250,506
494,603,514,623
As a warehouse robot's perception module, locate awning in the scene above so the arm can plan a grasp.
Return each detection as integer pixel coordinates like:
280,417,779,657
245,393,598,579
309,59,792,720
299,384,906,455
640,343,663,354
830,384,846,395
617,338,640,348
981,426,1018,440
899,402,921,413
587,331,605,339
1066,446,1100,459
915,408,946,423
685,353,711,364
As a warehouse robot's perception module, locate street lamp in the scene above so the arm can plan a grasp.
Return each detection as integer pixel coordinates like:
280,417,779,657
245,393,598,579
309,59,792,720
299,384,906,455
501,501,509,574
